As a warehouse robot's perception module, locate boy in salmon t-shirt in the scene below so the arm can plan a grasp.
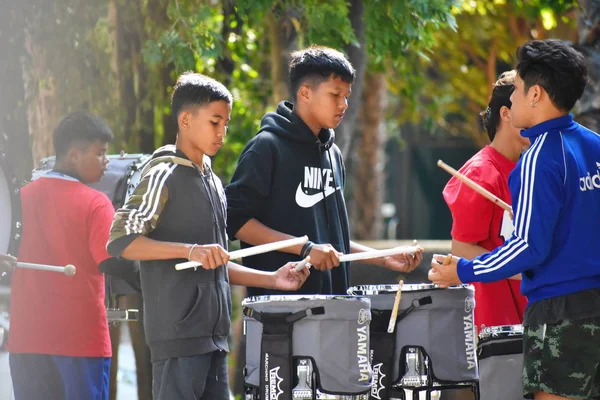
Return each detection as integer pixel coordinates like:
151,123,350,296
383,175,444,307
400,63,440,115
8,112,138,400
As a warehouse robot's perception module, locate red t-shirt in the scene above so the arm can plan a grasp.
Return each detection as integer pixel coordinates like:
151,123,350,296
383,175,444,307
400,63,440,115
8,175,113,357
443,146,527,330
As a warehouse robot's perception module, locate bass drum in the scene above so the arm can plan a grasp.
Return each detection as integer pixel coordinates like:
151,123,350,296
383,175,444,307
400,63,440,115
0,140,20,400
0,149,22,260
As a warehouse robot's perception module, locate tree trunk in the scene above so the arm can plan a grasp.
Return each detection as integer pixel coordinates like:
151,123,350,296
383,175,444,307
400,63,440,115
0,0,31,183
23,28,61,165
575,0,600,131
217,0,239,88
136,59,156,154
108,0,138,151
108,0,122,103
161,63,178,145
337,0,366,160
351,72,387,240
267,4,299,104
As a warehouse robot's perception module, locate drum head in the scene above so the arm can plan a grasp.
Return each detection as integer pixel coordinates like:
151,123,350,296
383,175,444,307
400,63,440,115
0,157,21,255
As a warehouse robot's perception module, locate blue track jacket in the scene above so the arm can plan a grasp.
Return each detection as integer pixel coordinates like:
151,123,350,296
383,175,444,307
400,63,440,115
457,115,600,303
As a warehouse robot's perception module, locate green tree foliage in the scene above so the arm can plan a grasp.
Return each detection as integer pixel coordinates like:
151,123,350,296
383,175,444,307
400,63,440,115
389,0,578,146
140,0,458,179
25,1,116,126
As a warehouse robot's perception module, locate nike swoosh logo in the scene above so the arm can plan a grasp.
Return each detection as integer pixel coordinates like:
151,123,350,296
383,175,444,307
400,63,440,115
295,183,341,208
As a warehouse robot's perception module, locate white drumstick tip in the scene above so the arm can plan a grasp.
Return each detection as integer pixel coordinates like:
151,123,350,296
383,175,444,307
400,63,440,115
64,264,76,276
294,256,311,272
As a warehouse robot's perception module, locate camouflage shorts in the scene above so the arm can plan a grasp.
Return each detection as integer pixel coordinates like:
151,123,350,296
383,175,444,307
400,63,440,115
523,316,600,399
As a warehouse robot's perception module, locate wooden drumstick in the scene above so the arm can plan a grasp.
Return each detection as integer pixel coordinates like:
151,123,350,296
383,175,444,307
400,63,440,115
437,160,512,215
16,262,76,276
338,245,421,263
176,236,308,270
387,280,404,333
442,253,453,266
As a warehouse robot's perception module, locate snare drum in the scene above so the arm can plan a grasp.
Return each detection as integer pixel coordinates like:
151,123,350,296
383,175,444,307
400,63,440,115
243,295,372,399
477,325,526,400
348,284,478,389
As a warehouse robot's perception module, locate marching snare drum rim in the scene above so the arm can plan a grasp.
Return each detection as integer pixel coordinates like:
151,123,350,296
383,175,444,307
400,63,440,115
124,154,152,200
241,294,367,306
478,324,524,340
32,153,151,206
346,283,471,296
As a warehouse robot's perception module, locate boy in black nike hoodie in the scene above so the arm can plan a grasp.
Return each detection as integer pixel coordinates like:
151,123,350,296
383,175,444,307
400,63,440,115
107,72,309,400
226,46,423,296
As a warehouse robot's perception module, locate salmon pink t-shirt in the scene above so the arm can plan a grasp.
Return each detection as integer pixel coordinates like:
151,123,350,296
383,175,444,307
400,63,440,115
8,174,113,357
443,146,527,330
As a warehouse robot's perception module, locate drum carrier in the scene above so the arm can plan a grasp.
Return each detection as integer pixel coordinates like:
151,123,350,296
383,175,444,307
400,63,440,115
347,284,480,400
477,324,526,400
242,294,373,400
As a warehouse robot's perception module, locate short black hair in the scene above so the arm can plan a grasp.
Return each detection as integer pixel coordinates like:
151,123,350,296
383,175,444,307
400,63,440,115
480,70,515,142
53,111,113,159
289,45,355,101
516,39,587,112
171,72,233,118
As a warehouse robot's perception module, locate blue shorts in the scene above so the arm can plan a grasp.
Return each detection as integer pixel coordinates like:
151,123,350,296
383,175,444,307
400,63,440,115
10,353,110,400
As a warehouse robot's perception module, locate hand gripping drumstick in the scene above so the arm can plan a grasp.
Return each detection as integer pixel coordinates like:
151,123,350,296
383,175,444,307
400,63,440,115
387,280,404,333
175,236,309,271
16,262,76,276
437,160,512,215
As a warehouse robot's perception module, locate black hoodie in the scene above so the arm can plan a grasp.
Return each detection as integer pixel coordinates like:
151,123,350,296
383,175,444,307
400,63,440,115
226,101,351,295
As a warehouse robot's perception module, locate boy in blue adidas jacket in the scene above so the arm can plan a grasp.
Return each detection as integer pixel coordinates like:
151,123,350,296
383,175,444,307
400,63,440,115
429,39,600,400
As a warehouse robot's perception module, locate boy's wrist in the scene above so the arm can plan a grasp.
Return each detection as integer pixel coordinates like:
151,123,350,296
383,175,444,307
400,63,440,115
300,241,315,258
183,243,196,260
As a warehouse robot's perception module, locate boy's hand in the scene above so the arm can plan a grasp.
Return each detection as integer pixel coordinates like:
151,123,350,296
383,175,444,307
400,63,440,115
307,244,342,271
0,253,16,274
271,262,310,291
189,244,230,270
383,247,424,273
428,254,462,288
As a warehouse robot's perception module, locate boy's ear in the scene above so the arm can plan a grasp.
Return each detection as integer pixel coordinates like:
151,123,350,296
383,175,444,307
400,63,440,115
500,105,511,121
178,111,188,130
297,84,311,103
66,146,80,163
528,84,542,103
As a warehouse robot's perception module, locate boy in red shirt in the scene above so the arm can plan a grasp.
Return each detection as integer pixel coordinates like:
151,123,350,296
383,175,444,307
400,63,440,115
442,70,529,330
8,112,137,400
